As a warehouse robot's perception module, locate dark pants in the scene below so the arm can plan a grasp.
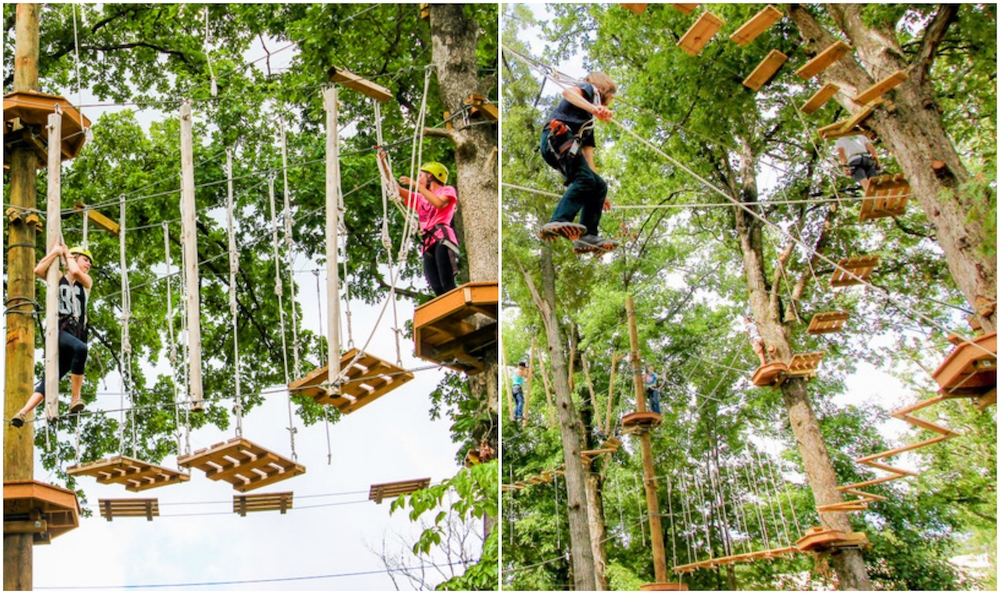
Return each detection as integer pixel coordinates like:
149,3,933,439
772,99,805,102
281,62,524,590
540,129,608,236
848,155,879,182
513,386,524,420
34,330,88,395
646,388,661,414
423,241,458,297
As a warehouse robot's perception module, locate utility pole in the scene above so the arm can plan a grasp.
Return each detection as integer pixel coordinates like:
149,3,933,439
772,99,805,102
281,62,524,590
4,4,40,590
626,296,669,585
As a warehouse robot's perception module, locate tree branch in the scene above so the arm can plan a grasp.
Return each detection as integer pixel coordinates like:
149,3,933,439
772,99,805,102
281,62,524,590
913,5,959,85
423,126,457,143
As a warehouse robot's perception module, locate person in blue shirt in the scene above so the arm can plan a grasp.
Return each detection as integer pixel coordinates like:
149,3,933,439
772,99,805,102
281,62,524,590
644,365,661,414
512,361,527,422
538,72,619,255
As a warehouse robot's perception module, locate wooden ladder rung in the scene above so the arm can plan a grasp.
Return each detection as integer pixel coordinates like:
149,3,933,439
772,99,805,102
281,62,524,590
98,498,159,521
853,70,908,105
368,478,431,503
676,11,725,56
800,83,840,115
787,352,825,376
796,40,851,80
730,5,783,46
807,311,850,334
67,456,190,493
830,255,880,287
233,492,293,516
743,49,787,91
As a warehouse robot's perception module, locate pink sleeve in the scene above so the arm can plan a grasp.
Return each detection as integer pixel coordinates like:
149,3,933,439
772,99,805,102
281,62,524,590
437,186,457,207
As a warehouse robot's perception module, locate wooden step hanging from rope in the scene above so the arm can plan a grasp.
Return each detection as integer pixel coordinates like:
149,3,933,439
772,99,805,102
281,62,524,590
853,70,908,105
830,255,880,288
859,173,910,221
800,83,840,115
796,40,851,80
289,348,415,413
730,5,783,46
786,352,825,379
67,455,190,492
413,281,498,374
742,49,787,91
670,4,700,14
73,202,120,236
234,492,293,516
4,480,80,544
932,331,996,399
326,66,393,103
98,498,158,521
178,437,305,493
677,11,725,56
3,91,90,168
672,544,799,574
807,311,850,335
751,361,787,387
369,478,431,504
621,3,649,15
795,526,869,552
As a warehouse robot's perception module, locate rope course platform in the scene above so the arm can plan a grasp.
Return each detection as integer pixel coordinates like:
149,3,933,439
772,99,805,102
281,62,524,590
98,498,158,521
326,66,393,103
3,91,90,168
859,173,911,221
289,348,415,414
67,456,190,492
807,311,850,335
4,480,80,544
233,492,293,516
800,83,840,115
830,255,880,288
730,5,782,46
503,438,621,492
620,3,648,14
640,582,690,591
73,201,120,236
677,11,724,57
743,49,787,91
622,411,662,433
178,437,305,493
853,70,908,105
413,282,498,374
751,361,787,387
795,40,852,80
369,478,431,504
795,526,869,552
932,331,996,402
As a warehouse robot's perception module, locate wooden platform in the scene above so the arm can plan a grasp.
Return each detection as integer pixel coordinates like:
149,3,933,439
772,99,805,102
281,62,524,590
98,498,158,521
830,255,880,288
413,282,498,374
672,545,799,574
4,91,91,168
932,332,996,396
234,492,293,516
67,455,190,492
640,582,690,591
465,94,498,121
795,526,868,552
289,348,414,413
621,3,648,14
677,12,724,56
807,311,850,335
743,49,787,91
4,480,80,544
369,478,431,504
751,361,787,387
178,437,305,493
74,202,120,236
853,70,908,105
800,83,840,115
787,352,824,379
730,5,783,46
622,411,662,432
327,67,392,103
796,40,851,80
859,173,910,221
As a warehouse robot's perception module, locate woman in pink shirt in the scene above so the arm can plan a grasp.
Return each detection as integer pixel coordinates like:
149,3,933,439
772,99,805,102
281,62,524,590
394,159,460,296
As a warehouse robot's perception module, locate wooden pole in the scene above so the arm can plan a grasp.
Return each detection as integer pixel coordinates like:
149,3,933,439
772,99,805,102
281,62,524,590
323,86,341,393
5,5,39,589
43,109,61,421
179,101,203,412
604,351,619,434
626,296,668,584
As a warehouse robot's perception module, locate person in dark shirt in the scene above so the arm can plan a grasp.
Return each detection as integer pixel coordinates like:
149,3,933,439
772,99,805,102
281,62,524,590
537,72,619,254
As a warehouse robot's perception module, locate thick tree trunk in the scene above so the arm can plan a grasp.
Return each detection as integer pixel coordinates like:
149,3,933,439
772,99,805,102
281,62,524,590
788,4,996,332
585,471,610,590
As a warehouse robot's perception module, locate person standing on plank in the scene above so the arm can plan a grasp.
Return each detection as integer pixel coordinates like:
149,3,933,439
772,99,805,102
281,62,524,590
836,132,881,191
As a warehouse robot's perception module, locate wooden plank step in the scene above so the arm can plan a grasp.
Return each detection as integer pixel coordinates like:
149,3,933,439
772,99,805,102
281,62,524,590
621,3,649,14
796,40,851,80
677,11,725,57
932,332,997,395
67,456,190,493
326,67,392,103
830,255,880,287
730,5,783,46
807,311,850,335
233,492,293,516
795,526,869,552
837,98,882,134
581,447,617,457
73,202,120,236
670,4,699,14
178,437,305,493
743,49,787,91
288,348,415,413
369,478,431,503
860,173,910,221
800,83,840,115
639,582,690,591
853,70,908,105
99,498,158,521
787,352,825,377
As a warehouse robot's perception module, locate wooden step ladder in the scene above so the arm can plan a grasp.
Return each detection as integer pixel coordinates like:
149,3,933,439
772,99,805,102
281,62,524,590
178,437,305,493
859,173,910,221
289,348,414,414
413,282,498,374
67,455,190,492
99,498,158,521
830,255,880,288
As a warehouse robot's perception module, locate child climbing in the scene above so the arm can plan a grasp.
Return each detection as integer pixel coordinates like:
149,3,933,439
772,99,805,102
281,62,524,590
743,316,772,368
835,131,882,191
512,361,527,422
538,72,619,255
643,364,661,414
378,149,460,296
12,242,93,427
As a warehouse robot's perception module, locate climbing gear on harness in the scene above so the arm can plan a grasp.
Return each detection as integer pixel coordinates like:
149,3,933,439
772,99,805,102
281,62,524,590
420,162,449,185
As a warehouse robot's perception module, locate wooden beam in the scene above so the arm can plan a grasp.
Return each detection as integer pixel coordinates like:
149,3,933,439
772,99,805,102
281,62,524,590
800,83,839,115
837,98,882,133
742,49,787,91
74,202,120,236
730,5,783,46
327,67,393,103
676,12,724,56
853,70,908,105
796,40,851,80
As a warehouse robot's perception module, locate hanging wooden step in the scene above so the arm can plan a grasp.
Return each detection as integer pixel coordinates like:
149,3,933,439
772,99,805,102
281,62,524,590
800,83,840,115
796,40,851,80
178,437,305,493
730,5,783,46
67,455,190,492
932,332,996,397
676,12,725,56
751,361,787,387
830,255,880,288
640,583,690,591
859,173,910,221
621,411,662,432
807,311,850,335
853,70,908,105
3,91,91,168
289,348,414,414
73,202,120,236
670,4,700,14
369,478,431,504
795,526,869,552
233,492,293,517
326,66,392,103
413,281,498,374
98,498,158,521
4,480,80,544
743,49,787,91
672,545,799,574
621,3,649,14
787,352,825,379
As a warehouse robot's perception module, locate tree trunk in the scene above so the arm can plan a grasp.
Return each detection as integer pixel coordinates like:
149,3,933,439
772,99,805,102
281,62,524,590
585,470,610,590
788,4,996,332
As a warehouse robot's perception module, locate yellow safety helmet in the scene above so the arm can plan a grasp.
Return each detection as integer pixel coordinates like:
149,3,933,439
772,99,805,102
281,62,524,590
69,246,94,264
420,162,449,185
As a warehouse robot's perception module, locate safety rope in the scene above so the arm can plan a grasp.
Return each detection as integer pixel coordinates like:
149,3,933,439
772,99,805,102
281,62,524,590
164,221,184,457
269,175,298,461
204,7,217,96
118,194,132,456
179,212,191,453
279,121,302,378
226,150,242,437
71,4,90,143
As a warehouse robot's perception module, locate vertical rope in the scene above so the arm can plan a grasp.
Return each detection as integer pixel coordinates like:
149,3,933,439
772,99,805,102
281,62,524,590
81,206,89,249
270,175,297,460
743,451,771,550
666,474,677,571
164,221,183,457
635,473,646,547
226,150,242,438
323,85,342,394
679,472,695,565
204,7,217,96
71,4,90,142
279,120,302,378
119,194,131,456
179,194,191,455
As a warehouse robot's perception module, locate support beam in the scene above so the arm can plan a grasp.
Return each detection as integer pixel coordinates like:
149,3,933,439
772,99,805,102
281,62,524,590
179,101,203,412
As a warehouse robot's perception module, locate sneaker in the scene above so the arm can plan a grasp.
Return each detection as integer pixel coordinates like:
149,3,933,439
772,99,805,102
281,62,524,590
69,399,85,414
573,235,619,254
538,221,587,242
11,413,27,428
